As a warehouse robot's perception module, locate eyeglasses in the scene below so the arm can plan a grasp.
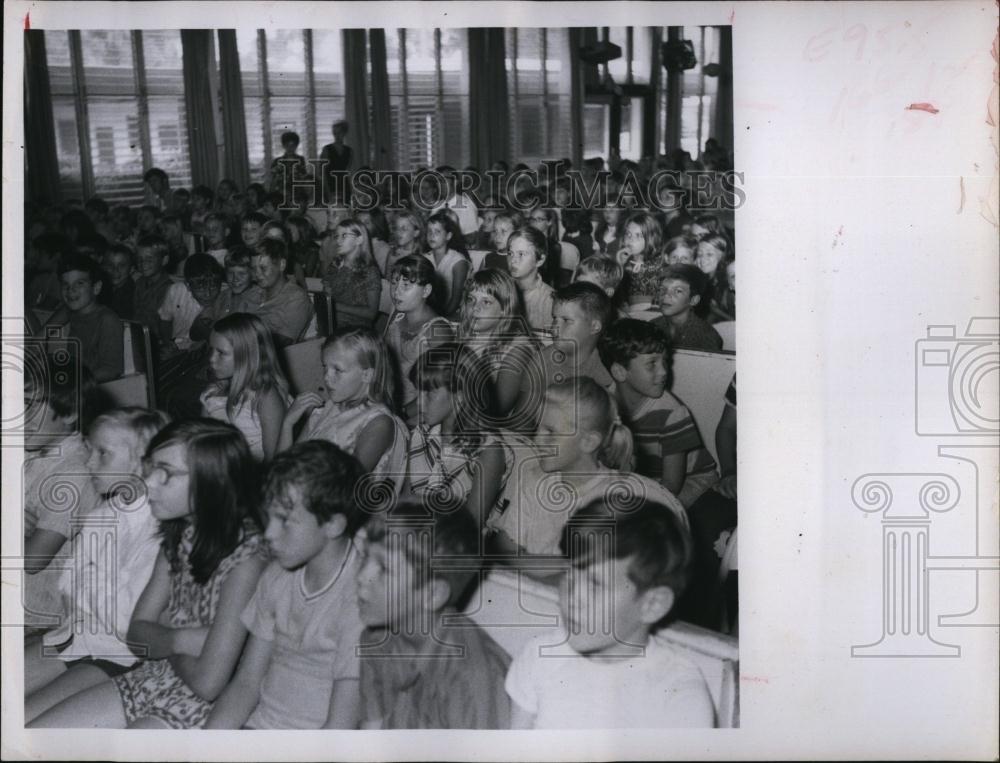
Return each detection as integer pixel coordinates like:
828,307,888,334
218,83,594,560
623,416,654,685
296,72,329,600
529,215,549,224
141,458,189,483
336,231,360,241
187,277,220,290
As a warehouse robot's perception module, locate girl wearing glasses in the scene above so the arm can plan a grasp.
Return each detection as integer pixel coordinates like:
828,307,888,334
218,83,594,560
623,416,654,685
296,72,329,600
29,419,267,729
322,218,382,329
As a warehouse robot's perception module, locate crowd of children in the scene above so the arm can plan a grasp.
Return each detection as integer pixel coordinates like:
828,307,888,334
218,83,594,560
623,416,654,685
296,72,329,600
21,141,738,730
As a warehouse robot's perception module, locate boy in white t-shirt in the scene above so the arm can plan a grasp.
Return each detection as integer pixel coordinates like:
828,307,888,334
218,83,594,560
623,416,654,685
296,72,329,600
206,441,367,729
505,497,715,729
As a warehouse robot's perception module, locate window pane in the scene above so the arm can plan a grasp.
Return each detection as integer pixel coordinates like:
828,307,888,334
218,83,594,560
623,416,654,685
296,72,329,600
244,96,267,185
266,29,307,95
44,30,74,96
312,29,344,93
545,28,571,94
52,96,84,201
142,30,184,96
80,30,136,95
584,102,609,158
608,27,628,82
405,28,436,76
632,27,652,84
515,29,543,94
148,96,192,189
236,28,261,97
315,97,347,151
384,29,401,76
88,97,144,204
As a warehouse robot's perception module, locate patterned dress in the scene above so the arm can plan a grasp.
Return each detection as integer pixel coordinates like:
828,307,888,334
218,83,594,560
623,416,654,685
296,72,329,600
112,522,266,729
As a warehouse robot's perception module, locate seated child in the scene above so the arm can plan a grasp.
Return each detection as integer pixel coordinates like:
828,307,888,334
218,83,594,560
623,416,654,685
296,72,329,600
206,441,368,729
189,185,214,237
573,255,627,319
505,497,715,729
132,235,176,343
472,204,501,252
26,408,171,717
599,319,719,506
200,212,230,268
200,312,291,461
46,253,124,382
26,232,70,310
561,207,596,264
513,281,615,432
251,237,315,347
664,234,698,266
507,226,554,331
357,502,512,729
489,376,688,559
157,253,225,355
101,244,136,320
278,327,407,494
22,358,103,624
482,210,522,272
649,265,723,351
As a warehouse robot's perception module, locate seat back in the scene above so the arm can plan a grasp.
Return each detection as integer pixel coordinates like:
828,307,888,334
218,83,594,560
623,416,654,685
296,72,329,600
281,335,326,395
713,321,736,351
670,349,736,465
99,320,155,408
310,291,336,337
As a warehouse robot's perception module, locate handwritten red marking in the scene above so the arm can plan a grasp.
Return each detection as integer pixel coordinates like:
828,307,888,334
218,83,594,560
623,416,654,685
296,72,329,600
740,675,770,684
906,102,939,114
24,12,30,30
832,225,844,249
958,177,965,214
729,8,735,24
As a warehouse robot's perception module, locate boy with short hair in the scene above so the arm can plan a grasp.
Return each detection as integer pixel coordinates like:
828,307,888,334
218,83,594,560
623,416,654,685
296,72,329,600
270,131,308,200
514,281,615,431
506,497,715,729
47,253,124,383
599,319,719,506
251,238,314,347
206,441,369,729
649,264,723,351
158,253,225,352
482,210,522,272
241,211,269,249
132,234,176,342
573,255,623,299
357,502,512,729
200,212,230,268
101,243,136,320
189,185,215,235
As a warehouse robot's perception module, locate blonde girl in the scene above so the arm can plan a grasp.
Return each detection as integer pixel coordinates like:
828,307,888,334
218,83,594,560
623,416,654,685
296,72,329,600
200,312,291,461
487,377,688,559
278,327,407,491
322,218,382,328
457,268,539,420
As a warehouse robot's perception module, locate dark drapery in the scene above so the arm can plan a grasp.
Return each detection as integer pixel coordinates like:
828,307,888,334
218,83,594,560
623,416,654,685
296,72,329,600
468,28,510,169
568,28,587,168
713,26,734,155
368,29,393,171
181,30,219,187
342,29,371,168
217,30,251,189
24,30,62,203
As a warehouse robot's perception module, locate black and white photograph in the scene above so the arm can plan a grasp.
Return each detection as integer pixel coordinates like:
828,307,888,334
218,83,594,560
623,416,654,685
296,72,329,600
3,1,997,761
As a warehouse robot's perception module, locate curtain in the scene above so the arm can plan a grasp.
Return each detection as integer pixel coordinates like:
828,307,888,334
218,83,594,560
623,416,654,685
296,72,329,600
342,29,371,168
713,26,734,156
181,30,219,187
663,27,684,155
649,27,663,157
368,29,393,171
24,30,62,203
217,30,251,189
568,28,586,168
468,28,510,170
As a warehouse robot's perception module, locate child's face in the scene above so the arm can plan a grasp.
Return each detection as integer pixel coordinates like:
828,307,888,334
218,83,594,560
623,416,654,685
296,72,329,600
264,485,336,570
464,288,504,334
207,331,235,381
103,252,133,287
356,536,431,630
226,264,252,295
696,243,723,275
689,222,710,239
507,236,543,281
535,398,588,473
251,254,285,290
416,385,453,429
143,443,192,521
554,187,571,207
137,210,157,233
282,140,299,156
390,274,430,313
86,423,140,496
136,247,166,279
334,228,362,258
172,193,189,212
561,555,653,656
192,195,210,213
492,218,514,252
426,222,449,251
667,246,695,266
528,210,549,234
241,220,262,247
622,352,669,399
322,343,370,404
217,181,235,200
393,217,419,248
204,218,228,248
603,207,621,225
658,279,698,319
480,209,498,233
188,275,221,307
551,300,597,352
60,269,101,314
622,222,646,258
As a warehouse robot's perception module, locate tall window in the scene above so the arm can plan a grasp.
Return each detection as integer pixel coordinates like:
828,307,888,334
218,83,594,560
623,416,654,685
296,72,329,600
45,29,191,205
311,29,346,160
234,29,266,184
680,26,721,158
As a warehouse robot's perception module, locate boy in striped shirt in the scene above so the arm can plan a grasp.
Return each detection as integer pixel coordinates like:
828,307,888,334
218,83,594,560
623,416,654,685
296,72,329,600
599,319,719,507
